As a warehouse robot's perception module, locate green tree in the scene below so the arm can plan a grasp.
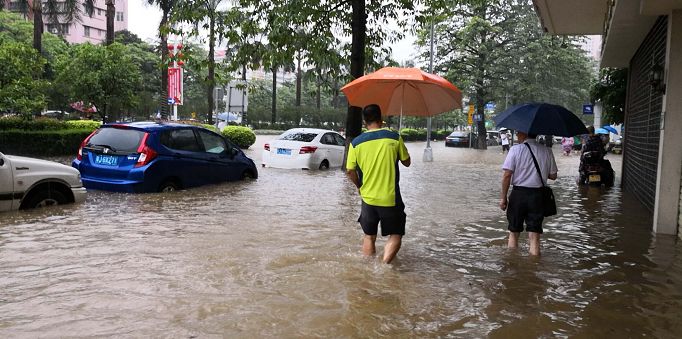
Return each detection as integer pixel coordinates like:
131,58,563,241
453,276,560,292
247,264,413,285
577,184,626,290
0,41,49,114
590,68,627,125
1,0,94,55
419,0,595,147
54,43,142,122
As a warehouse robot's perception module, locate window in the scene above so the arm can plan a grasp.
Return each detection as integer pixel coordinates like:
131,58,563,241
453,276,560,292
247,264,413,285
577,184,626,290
98,9,103,16
333,133,346,146
116,11,124,21
84,26,90,37
280,132,317,142
88,128,145,153
197,130,227,154
320,133,336,145
160,129,201,152
46,24,69,35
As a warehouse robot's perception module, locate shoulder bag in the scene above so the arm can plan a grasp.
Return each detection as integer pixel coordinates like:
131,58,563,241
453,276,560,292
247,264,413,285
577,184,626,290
524,143,557,217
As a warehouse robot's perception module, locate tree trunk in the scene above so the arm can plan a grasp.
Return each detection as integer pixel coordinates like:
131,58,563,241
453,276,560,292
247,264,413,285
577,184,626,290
316,75,321,110
476,93,487,149
295,53,302,106
105,0,115,45
271,68,277,124
345,0,366,143
242,64,248,124
159,10,170,118
207,15,216,124
32,3,43,54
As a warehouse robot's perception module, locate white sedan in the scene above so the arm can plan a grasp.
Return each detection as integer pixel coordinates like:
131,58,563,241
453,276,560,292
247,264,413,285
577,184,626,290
262,128,346,170
0,152,87,212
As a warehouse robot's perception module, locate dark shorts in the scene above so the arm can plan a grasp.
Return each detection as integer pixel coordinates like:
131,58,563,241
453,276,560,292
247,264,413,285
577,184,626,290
507,186,544,233
502,144,510,151
358,201,406,236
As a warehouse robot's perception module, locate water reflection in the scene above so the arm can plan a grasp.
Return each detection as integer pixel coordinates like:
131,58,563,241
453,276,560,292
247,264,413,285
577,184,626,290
1,139,681,337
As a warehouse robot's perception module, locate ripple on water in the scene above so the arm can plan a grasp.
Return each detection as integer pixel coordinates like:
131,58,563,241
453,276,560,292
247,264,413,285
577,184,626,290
1,141,681,337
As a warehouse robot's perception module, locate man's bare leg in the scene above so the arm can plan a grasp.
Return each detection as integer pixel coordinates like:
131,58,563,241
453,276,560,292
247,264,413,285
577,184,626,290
508,232,520,249
382,235,402,264
529,232,541,256
362,235,377,256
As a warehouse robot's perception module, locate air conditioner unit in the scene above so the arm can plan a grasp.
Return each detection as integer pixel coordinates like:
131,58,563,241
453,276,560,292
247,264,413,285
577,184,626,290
50,27,59,34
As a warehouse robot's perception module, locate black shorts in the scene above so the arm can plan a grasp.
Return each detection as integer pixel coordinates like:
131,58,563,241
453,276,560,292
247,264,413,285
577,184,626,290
507,186,544,233
502,144,510,151
358,201,406,236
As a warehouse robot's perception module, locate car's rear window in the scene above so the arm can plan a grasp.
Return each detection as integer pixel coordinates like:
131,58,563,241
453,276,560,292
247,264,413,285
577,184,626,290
88,127,145,153
449,132,468,137
280,132,318,142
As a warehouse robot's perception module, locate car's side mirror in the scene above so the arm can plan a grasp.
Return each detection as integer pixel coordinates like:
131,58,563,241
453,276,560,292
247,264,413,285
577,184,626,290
230,148,239,156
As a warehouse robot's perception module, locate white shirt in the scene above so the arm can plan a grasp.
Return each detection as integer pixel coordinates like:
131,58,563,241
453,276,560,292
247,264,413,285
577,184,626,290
502,139,558,188
500,133,509,145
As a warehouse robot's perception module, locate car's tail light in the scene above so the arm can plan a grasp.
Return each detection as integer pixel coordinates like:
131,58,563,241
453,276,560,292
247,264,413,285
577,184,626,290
135,132,157,167
299,146,317,154
76,130,97,161
264,143,270,151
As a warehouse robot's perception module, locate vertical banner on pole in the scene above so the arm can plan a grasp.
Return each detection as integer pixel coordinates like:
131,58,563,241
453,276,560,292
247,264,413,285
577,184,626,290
168,67,183,105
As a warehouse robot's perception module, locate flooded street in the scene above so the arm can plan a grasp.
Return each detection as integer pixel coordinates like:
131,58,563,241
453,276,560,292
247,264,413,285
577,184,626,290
1,136,681,337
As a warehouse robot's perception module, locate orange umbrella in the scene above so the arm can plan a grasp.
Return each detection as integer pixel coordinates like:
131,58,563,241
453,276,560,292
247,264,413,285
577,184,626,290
340,67,463,119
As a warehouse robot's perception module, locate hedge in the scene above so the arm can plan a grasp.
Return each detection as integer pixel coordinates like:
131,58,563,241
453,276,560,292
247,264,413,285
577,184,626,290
0,129,93,156
221,125,256,149
0,116,100,132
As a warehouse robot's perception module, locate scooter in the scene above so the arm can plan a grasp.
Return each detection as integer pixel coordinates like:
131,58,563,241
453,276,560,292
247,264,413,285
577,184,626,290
579,151,615,187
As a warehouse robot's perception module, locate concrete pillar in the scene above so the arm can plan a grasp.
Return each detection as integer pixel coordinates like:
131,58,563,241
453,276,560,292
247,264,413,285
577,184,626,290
653,10,682,236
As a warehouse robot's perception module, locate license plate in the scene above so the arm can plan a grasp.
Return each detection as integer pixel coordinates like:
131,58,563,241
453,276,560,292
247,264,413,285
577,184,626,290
588,174,601,182
95,154,119,166
277,148,291,155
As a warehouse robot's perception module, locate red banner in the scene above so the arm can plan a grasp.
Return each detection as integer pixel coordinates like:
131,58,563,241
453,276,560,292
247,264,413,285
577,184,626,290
168,67,183,105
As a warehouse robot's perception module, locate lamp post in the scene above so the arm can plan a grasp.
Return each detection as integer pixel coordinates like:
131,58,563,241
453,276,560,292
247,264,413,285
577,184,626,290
423,19,435,162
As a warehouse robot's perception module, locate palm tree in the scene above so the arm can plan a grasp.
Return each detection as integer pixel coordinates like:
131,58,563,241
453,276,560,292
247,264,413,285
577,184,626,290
1,0,94,54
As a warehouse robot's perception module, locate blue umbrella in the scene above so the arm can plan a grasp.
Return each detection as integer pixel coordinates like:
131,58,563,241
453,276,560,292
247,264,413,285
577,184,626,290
595,128,610,135
602,125,618,134
493,103,588,137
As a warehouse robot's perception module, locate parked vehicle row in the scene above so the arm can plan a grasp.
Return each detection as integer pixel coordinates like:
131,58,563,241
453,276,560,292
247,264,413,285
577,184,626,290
262,128,346,170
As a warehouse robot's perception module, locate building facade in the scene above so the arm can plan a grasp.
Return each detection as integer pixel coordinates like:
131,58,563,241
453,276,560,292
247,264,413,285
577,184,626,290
6,0,128,44
533,0,682,239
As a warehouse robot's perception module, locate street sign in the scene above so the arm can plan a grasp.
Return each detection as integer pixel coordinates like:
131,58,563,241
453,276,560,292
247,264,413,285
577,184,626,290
167,97,175,105
168,67,183,105
583,104,594,114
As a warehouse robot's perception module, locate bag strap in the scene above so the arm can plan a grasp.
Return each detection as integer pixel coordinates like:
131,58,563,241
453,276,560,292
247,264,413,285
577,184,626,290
524,143,546,187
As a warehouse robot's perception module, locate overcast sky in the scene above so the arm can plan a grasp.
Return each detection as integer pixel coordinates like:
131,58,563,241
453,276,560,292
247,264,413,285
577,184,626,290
127,1,418,65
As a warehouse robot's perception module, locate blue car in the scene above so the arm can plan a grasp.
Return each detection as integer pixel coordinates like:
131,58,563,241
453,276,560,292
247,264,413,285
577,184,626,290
72,122,258,193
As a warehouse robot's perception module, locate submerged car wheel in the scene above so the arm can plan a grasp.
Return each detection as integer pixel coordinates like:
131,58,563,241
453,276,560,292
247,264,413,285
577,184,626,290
319,160,330,170
158,180,180,192
242,170,256,180
25,190,68,209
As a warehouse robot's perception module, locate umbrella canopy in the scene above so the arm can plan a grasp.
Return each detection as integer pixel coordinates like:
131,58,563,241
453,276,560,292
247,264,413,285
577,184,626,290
602,125,618,134
493,103,588,137
340,67,463,117
595,128,610,135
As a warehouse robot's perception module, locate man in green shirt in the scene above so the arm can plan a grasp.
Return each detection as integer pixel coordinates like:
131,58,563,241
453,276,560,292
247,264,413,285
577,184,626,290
346,104,411,264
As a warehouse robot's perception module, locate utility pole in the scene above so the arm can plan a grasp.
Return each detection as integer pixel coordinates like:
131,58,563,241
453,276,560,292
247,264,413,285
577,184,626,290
423,18,435,162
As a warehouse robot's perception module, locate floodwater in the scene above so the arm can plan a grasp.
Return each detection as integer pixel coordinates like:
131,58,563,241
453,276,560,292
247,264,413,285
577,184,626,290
1,136,681,338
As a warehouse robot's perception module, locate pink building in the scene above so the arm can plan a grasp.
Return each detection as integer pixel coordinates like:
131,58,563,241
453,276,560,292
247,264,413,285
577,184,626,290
7,0,128,44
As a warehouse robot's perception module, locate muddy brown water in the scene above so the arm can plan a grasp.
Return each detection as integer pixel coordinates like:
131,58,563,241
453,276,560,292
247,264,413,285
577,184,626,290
1,136,681,337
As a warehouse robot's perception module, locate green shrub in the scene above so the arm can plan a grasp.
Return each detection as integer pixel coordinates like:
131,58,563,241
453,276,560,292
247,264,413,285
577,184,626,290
400,128,419,141
221,125,256,149
0,116,68,131
65,120,100,131
0,129,93,156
